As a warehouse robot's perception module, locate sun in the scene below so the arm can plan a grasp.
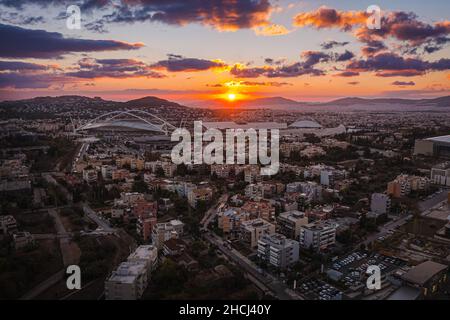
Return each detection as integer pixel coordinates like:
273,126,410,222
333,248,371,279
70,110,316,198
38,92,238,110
227,93,236,101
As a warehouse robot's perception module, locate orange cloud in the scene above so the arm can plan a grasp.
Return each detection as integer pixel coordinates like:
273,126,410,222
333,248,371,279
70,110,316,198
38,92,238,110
254,24,291,36
293,6,367,30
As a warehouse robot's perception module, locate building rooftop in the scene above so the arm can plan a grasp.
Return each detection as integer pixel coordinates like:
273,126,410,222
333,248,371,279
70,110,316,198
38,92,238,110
128,245,157,261
401,261,448,286
288,120,322,129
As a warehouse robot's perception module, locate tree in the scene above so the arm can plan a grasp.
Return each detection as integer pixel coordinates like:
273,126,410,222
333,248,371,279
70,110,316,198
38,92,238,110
132,178,149,194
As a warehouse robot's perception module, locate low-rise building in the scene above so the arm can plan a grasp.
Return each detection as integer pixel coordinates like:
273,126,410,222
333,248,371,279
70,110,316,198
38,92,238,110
151,220,184,249
0,215,18,235
299,221,337,251
13,232,35,250
239,218,275,249
431,162,450,186
370,193,391,215
401,261,448,299
277,210,308,239
105,245,158,300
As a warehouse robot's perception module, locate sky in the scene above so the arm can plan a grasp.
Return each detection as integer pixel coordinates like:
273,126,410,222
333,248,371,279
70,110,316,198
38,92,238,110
0,0,449,107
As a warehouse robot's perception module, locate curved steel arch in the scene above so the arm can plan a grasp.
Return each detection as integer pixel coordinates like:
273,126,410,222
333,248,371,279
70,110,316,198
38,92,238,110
77,109,176,135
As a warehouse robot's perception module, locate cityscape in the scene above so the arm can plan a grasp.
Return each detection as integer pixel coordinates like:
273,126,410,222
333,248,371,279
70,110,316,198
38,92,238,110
0,0,449,306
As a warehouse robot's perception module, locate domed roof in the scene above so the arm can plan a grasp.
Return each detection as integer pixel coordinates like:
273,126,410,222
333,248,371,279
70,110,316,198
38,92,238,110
289,120,322,128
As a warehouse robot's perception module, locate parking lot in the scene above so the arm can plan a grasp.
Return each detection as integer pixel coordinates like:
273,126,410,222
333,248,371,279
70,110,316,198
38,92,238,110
329,251,407,290
297,278,343,300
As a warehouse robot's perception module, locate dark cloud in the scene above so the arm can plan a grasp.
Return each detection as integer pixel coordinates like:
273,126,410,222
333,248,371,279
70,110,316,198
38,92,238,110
152,55,226,72
320,40,349,50
392,81,415,86
0,12,45,25
80,0,272,32
0,61,50,71
347,81,359,85
335,71,359,77
335,50,354,62
240,81,292,87
230,51,331,78
67,58,165,79
264,58,286,65
0,23,143,59
0,72,67,89
355,12,450,54
0,0,110,11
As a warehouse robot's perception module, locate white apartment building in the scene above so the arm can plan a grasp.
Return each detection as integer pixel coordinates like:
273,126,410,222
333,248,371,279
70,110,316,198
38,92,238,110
370,193,391,215
105,245,158,300
105,261,148,300
257,233,299,269
127,245,158,277
82,168,97,183
431,162,450,186
101,165,115,180
299,222,337,251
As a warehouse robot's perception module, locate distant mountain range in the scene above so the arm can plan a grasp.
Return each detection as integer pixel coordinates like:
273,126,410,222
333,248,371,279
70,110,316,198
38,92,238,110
0,94,449,112
235,95,450,109
0,95,186,110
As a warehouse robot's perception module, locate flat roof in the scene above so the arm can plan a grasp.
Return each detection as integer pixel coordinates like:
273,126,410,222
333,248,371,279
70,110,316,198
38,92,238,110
425,135,450,143
401,261,448,286
387,286,421,300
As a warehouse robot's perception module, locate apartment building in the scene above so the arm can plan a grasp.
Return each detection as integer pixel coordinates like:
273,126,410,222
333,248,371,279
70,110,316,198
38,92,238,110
217,208,250,235
244,165,262,184
187,187,213,208
127,245,158,277
431,162,450,186
211,164,231,179
241,199,276,222
101,165,115,180
151,220,184,249
137,215,157,242
145,160,177,177
370,193,391,215
257,233,299,269
299,222,337,251
105,245,158,300
82,168,97,183
0,215,18,235
239,218,275,249
387,174,430,198
277,210,308,239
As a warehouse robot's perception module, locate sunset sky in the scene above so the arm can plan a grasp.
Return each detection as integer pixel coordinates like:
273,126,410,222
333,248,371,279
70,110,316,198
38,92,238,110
0,0,449,107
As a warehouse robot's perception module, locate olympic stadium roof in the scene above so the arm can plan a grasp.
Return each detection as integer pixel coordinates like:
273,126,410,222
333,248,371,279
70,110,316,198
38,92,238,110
288,120,322,128
81,120,164,132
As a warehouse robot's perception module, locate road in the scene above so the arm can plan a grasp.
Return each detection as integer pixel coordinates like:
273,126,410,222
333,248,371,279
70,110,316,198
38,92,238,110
361,188,449,246
204,232,302,300
361,214,411,246
200,193,229,230
418,188,449,213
